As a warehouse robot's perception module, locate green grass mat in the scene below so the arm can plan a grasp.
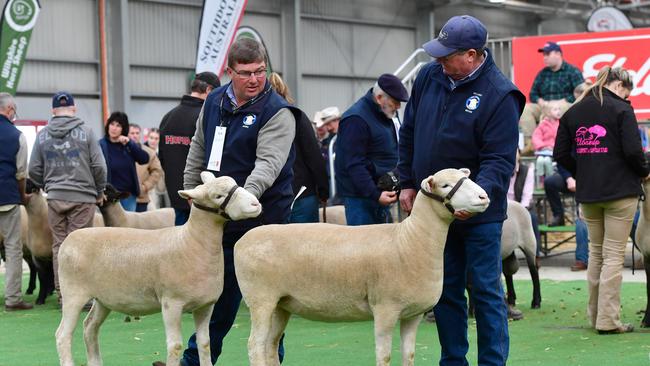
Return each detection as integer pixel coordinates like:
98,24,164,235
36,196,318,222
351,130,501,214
1,274,649,365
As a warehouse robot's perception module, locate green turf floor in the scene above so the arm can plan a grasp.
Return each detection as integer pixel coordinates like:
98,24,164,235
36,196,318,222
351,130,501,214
1,274,649,365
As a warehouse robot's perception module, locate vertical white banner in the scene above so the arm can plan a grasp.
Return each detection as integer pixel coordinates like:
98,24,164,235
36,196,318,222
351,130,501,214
195,0,248,76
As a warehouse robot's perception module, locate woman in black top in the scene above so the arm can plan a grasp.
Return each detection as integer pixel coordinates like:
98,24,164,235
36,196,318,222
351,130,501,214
554,66,649,335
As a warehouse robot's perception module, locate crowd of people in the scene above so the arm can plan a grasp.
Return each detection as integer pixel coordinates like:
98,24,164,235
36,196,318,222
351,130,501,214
0,12,647,366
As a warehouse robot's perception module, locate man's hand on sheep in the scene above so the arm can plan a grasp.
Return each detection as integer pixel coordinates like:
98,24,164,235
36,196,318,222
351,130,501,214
566,177,576,192
453,210,476,220
378,190,398,206
399,188,416,214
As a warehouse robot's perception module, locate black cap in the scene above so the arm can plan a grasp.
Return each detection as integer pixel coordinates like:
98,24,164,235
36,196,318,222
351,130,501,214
377,74,409,102
194,72,220,88
52,91,75,108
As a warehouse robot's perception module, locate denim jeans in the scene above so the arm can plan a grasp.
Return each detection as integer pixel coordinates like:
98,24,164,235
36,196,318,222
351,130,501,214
343,196,391,226
135,202,148,212
182,239,285,365
174,208,190,226
433,222,508,366
575,218,589,263
290,195,319,223
120,195,136,212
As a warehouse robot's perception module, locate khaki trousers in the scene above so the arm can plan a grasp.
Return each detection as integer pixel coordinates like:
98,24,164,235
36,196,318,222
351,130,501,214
582,197,638,330
47,199,96,294
0,206,23,305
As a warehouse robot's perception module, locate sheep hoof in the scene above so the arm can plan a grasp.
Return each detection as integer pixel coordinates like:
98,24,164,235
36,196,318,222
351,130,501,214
124,316,131,322
531,302,541,309
641,319,649,328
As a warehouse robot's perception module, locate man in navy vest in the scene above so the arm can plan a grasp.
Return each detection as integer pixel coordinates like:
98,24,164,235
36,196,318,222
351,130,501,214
335,74,408,225
152,38,297,366
0,93,33,311
398,16,525,366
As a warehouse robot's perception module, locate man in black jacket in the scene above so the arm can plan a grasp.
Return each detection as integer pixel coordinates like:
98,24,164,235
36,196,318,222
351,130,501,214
158,72,219,225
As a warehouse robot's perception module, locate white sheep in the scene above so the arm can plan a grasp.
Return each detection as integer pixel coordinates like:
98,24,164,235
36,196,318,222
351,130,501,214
468,200,541,320
55,173,262,366
635,179,650,327
234,168,489,366
99,183,174,229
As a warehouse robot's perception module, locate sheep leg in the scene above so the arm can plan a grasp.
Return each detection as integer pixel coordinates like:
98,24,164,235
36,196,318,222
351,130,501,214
642,256,650,328
525,252,541,309
35,258,54,305
192,303,215,366
83,301,111,366
266,307,290,366
248,304,276,366
161,301,185,366
373,308,400,366
25,254,37,295
56,295,87,366
399,316,421,366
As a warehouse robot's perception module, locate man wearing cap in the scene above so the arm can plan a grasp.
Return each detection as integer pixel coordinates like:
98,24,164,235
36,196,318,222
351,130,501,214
335,73,408,225
0,93,33,311
520,41,584,142
29,91,107,304
159,71,220,225
398,15,525,365
316,106,341,158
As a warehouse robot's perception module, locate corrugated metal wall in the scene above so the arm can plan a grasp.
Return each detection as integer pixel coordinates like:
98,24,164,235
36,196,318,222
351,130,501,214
14,0,552,134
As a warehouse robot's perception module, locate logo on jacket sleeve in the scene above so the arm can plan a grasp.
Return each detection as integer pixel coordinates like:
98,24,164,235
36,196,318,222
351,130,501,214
465,95,481,112
242,114,257,128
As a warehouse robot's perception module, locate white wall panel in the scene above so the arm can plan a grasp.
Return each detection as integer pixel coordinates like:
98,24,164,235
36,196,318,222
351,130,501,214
301,20,353,75
130,66,190,98
19,61,98,94
239,13,283,73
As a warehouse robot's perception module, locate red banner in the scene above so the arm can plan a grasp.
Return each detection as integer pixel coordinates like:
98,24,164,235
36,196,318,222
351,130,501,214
512,28,650,120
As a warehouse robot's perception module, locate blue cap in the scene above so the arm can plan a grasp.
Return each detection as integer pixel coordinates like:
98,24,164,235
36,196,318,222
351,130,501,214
52,91,74,108
538,41,562,53
377,74,409,102
422,15,487,58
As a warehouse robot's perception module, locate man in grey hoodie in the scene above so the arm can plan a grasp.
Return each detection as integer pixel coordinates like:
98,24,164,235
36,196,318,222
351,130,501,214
29,91,107,303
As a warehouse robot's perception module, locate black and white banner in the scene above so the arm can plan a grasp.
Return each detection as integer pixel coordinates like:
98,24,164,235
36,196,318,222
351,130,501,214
195,0,248,76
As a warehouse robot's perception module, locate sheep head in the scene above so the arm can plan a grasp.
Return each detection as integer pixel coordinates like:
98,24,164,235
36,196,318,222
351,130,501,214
178,172,262,221
420,168,489,215
103,183,130,203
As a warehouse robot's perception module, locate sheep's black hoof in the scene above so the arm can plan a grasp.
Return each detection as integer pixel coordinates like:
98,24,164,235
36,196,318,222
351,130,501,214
35,298,45,305
531,302,541,309
26,289,34,295
641,318,649,328
124,316,132,322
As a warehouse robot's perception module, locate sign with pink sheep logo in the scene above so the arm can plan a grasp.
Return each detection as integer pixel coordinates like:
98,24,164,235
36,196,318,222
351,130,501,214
576,124,608,154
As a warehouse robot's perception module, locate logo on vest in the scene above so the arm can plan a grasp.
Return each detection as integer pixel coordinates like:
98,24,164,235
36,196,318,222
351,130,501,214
465,95,481,113
242,114,257,128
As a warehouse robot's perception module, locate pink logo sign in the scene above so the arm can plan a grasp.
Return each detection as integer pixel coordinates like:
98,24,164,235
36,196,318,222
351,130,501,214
575,125,608,154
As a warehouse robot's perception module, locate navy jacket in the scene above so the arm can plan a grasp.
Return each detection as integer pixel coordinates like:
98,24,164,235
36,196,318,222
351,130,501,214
0,116,20,205
99,137,149,198
398,51,525,224
335,90,398,201
202,83,297,239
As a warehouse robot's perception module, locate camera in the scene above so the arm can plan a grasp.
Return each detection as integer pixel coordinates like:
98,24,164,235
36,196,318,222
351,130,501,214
377,171,400,192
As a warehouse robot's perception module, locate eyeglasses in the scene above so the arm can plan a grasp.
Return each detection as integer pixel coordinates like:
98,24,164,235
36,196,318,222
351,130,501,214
230,68,267,79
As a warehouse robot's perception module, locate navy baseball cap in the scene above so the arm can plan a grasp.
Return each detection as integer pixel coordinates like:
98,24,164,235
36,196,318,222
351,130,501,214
377,74,409,102
538,41,562,53
52,91,75,108
423,15,487,58
194,72,220,88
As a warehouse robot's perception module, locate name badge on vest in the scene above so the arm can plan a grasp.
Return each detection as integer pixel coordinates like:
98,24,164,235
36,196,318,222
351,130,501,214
207,126,227,171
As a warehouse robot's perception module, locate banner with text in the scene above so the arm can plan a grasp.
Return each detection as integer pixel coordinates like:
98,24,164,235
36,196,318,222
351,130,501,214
195,0,247,76
0,0,40,95
512,28,650,120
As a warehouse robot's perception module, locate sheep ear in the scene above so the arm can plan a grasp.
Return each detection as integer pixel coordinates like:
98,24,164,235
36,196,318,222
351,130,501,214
178,187,200,200
200,171,216,184
421,176,436,193
459,168,471,177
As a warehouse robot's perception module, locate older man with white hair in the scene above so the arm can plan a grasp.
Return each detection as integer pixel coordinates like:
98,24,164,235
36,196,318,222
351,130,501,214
0,93,32,311
334,74,408,225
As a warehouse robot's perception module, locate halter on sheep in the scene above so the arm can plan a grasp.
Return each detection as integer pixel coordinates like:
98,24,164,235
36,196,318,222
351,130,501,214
55,173,261,366
235,168,489,366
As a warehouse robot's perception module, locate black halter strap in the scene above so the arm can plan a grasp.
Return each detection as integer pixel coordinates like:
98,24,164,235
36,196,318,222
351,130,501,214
192,185,239,220
419,177,468,214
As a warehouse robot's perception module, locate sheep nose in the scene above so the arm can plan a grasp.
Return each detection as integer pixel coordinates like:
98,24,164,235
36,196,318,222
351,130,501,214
251,202,260,207
479,194,488,200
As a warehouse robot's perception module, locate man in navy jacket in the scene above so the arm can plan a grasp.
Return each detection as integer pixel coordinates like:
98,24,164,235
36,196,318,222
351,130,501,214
335,74,408,225
398,15,525,366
